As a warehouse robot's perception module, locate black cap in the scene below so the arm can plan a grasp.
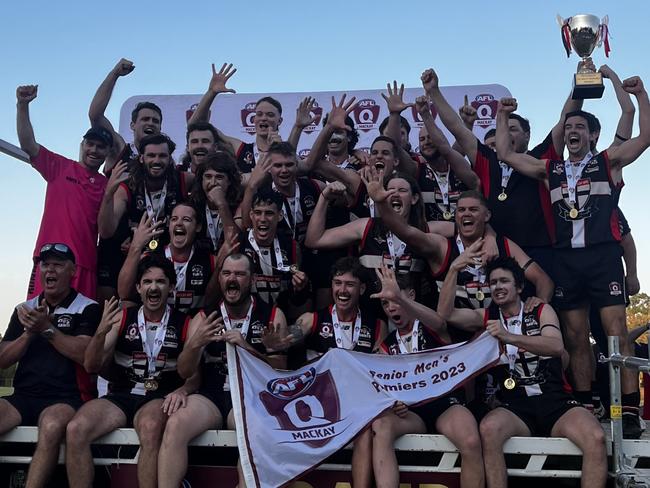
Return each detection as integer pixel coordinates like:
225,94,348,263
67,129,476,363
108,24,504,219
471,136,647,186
39,243,76,264
83,127,114,147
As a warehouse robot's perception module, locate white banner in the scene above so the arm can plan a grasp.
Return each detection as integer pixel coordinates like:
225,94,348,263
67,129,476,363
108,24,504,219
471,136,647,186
118,84,510,162
227,331,501,488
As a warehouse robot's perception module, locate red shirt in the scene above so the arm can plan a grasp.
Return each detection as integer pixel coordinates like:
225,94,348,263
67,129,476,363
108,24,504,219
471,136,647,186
31,146,107,270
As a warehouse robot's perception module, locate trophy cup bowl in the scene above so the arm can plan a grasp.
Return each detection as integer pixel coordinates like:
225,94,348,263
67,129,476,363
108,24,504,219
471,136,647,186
560,14,608,99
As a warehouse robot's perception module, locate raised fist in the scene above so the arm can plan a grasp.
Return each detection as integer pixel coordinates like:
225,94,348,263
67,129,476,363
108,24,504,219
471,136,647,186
16,85,38,104
113,58,135,77
498,97,518,114
623,76,645,95
421,69,439,92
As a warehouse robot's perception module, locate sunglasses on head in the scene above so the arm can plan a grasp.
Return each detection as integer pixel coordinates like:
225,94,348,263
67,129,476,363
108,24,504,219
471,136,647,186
40,243,71,254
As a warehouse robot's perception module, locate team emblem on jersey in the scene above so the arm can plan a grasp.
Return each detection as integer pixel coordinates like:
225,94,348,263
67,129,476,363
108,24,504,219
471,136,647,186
126,323,139,341
190,265,204,286
304,195,316,212
523,315,539,331
609,281,623,296
56,314,72,329
319,324,332,339
552,162,565,175
136,196,146,211
260,369,343,448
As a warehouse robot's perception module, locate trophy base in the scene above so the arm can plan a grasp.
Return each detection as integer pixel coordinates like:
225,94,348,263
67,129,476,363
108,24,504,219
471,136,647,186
572,72,605,100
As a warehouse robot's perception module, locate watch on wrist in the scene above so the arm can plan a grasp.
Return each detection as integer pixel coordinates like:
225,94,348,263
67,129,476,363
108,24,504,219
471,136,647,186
41,326,56,340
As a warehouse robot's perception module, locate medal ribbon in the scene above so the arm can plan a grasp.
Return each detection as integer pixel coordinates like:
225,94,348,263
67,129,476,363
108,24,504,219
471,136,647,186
564,152,593,206
137,305,170,378
164,245,194,292
432,169,450,207
247,230,290,274
220,298,254,339
386,232,407,262
205,205,223,251
331,305,362,350
144,182,167,222
498,161,514,194
396,320,420,354
273,181,302,237
499,301,524,376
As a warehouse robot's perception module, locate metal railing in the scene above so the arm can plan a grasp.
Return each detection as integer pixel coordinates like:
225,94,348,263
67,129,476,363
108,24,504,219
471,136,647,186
606,336,650,488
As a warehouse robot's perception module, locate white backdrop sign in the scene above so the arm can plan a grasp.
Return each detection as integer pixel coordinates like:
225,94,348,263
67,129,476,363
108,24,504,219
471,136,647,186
119,84,511,161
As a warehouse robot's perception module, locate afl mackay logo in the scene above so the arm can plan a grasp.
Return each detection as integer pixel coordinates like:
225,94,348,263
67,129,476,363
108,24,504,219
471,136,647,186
303,101,323,134
259,368,349,447
411,102,437,128
241,102,258,134
471,94,498,128
353,99,380,132
298,148,311,159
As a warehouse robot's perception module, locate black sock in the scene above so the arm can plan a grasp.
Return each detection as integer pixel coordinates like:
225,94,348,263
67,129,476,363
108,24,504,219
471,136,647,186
622,392,640,414
574,390,593,408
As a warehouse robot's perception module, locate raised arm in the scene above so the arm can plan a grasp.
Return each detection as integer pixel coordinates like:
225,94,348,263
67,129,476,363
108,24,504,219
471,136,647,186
88,59,133,160
84,297,123,374
362,168,445,258
301,94,357,175
550,83,584,158
495,98,548,182
16,85,40,160
606,77,650,168
381,81,417,175
288,97,318,156
436,242,486,330
371,266,449,340
599,65,636,147
422,69,479,165
237,156,272,230
187,63,241,153
98,162,129,238
487,304,564,358
415,95,480,190
507,239,554,303
116,214,163,299
304,186,367,250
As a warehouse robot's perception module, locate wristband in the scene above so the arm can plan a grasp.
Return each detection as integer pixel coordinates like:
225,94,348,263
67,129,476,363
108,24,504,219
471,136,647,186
615,133,629,142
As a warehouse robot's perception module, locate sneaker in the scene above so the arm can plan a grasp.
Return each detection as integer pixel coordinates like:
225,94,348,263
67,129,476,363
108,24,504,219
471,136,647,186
593,403,606,421
622,412,643,439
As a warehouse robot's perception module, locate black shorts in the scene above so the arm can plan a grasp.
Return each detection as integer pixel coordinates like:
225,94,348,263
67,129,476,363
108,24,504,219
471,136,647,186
500,392,581,436
552,243,626,310
197,388,232,418
4,393,82,426
411,393,464,433
102,391,165,426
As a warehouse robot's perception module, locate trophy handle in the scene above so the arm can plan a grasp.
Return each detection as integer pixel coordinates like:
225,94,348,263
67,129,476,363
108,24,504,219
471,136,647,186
558,14,572,57
556,14,566,27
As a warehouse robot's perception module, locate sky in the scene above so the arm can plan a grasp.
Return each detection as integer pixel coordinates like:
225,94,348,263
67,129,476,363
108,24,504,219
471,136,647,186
1,0,649,332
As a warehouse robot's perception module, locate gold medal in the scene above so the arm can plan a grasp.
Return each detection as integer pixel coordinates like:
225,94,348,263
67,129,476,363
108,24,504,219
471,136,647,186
569,207,579,219
148,239,159,251
290,264,299,274
504,377,516,390
144,379,159,391
476,290,485,301
498,192,508,202
443,210,452,220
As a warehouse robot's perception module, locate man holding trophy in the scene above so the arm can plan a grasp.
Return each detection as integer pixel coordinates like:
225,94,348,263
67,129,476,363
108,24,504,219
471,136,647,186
494,53,650,438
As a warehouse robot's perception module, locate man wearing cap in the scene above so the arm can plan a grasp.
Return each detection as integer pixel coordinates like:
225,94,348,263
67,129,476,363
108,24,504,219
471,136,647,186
16,85,109,300
0,243,100,488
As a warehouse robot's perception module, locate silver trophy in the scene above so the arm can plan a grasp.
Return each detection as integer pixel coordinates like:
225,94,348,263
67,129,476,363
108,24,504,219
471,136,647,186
558,14,610,99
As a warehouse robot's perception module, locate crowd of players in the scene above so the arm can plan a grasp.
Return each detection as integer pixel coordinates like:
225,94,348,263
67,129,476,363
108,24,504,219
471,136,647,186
0,57,648,488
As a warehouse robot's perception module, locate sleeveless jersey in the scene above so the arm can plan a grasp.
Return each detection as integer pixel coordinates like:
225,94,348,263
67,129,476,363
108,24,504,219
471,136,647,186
380,323,447,355
235,142,256,174
111,306,190,394
484,303,571,399
474,139,552,248
267,177,321,246
416,162,468,222
240,231,297,305
305,306,382,355
358,218,426,274
201,297,277,393
547,151,621,249
433,235,511,310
